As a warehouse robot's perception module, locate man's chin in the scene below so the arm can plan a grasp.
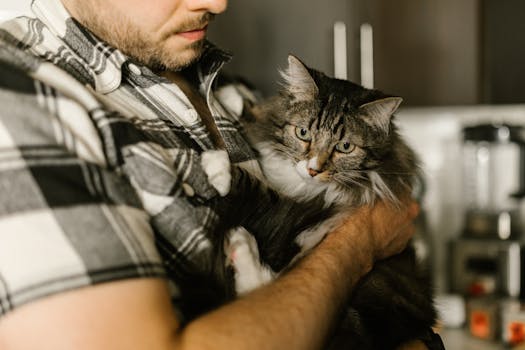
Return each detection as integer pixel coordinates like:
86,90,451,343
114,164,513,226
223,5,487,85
157,40,205,70
123,38,204,71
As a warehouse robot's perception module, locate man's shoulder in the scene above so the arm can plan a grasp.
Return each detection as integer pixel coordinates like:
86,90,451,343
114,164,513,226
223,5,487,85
0,41,109,168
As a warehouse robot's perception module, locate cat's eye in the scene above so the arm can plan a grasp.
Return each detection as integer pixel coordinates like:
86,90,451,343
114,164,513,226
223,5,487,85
335,141,356,154
295,126,312,141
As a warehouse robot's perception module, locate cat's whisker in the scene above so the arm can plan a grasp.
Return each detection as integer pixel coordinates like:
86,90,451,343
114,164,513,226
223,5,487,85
337,173,369,182
333,174,369,190
349,169,415,176
343,178,368,186
375,171,415,176
334,173,365,181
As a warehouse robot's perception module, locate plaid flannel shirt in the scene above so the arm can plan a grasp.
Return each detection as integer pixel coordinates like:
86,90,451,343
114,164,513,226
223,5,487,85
0,0,259,321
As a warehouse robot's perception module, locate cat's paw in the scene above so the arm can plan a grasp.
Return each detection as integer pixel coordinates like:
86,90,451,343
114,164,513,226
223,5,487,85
201,149,231,196
225,227,275,295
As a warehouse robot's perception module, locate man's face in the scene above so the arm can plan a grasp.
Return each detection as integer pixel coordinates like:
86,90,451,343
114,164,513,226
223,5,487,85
62,0,228,70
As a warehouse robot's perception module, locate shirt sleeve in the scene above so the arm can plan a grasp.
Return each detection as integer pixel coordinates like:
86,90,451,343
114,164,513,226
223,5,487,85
0,61,166,317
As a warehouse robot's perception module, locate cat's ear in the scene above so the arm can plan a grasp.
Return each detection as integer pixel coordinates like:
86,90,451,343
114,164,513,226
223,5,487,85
359,97,402,132
280,55,318,101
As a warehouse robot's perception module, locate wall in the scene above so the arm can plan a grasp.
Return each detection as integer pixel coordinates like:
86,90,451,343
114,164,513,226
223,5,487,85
365,0,481,105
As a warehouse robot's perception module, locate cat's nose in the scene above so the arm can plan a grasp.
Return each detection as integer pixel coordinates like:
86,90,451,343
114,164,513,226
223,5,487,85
308,168,319,177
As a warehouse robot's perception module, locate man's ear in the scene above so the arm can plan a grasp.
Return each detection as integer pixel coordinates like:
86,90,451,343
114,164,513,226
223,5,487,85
280,55,318,102
359,97,403,132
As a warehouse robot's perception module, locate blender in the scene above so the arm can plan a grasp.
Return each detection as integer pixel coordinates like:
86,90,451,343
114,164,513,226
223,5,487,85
462,124,525,239
451,123,525,298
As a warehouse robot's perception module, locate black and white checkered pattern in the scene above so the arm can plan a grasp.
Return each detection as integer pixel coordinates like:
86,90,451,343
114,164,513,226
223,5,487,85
0,0,259,318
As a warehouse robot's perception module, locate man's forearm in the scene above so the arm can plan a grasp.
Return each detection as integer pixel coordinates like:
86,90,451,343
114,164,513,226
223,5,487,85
178,222,373,350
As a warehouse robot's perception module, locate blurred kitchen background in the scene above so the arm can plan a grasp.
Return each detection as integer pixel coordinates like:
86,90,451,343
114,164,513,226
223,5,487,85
2,0,525,348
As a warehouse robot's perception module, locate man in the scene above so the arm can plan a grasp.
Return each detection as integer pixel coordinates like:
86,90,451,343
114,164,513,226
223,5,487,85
0,0,420,349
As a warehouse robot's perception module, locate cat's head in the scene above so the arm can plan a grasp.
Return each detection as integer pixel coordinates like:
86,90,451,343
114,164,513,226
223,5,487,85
251,55,418,205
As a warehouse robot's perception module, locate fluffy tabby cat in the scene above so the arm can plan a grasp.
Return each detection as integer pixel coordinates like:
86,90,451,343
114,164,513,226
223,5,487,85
187,55,443,349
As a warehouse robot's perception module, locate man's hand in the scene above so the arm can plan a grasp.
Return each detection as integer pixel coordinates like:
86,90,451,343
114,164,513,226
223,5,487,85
321,194,420,282
357,195,420,261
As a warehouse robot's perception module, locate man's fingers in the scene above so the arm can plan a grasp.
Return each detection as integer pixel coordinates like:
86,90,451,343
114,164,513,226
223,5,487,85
407,202,420,220
376,221,414,259
389,222,416,254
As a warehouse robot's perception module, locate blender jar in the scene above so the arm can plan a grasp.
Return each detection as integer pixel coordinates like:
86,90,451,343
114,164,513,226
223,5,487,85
462,124,524,239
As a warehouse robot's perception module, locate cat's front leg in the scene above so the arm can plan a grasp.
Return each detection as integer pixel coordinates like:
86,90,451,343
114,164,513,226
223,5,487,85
226,227,276,295
201,149,231,196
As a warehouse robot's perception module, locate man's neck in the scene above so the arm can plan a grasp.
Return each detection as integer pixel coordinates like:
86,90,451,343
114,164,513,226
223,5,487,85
160,70,226,150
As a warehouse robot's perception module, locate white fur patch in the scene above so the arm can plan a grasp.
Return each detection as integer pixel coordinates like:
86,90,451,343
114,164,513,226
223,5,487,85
294,213,346,258
307,156,320,171
201,150,231,196
295,159,311,180
369,171,399,205
256,142,329,202
226,227,275,295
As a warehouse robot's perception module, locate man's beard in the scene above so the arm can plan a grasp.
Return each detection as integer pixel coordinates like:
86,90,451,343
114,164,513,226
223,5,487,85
116,31,206,71
75,4,213,71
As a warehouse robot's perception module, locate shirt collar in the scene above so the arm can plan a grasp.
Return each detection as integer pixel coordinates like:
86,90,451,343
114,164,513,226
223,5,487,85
31,0,231,94
32,0,126,93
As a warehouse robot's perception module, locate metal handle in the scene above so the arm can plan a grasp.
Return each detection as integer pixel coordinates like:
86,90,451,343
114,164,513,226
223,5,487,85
360,23,374,89
333,21,347,80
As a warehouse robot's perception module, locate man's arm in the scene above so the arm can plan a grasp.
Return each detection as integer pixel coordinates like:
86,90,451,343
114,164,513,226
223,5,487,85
0,199,418,350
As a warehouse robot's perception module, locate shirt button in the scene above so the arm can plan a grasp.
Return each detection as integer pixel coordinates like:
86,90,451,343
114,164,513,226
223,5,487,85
128,63,142,76
182,183,195,197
